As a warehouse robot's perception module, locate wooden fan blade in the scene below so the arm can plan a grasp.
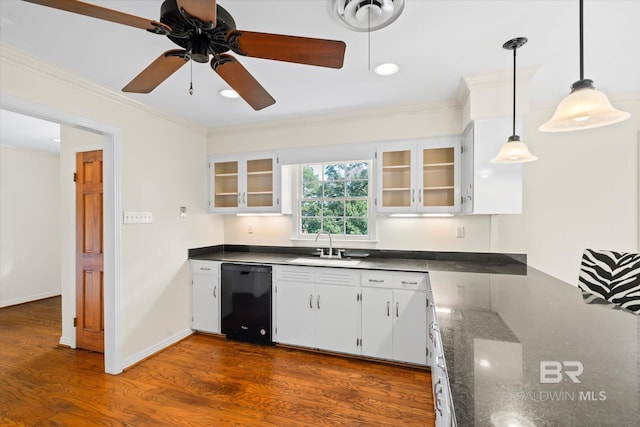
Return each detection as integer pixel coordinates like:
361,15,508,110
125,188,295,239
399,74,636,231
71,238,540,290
177,0,217,25
211,55,275,111
227,30,346,69
23,0,171,34
123,50,188,93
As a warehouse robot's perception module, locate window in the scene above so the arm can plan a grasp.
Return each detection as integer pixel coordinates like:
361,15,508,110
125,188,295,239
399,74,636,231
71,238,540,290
299,161,371,238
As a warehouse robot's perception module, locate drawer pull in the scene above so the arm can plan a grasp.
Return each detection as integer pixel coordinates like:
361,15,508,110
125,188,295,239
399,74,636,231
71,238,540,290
401,280,418,285
368,279,384,283
200,267,211,271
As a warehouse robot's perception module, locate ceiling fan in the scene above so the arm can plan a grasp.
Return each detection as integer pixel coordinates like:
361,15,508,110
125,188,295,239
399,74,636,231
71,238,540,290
23,0,347,110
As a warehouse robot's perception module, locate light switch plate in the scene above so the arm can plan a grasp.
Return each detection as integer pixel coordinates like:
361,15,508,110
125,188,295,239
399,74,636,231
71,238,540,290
123,211,153,224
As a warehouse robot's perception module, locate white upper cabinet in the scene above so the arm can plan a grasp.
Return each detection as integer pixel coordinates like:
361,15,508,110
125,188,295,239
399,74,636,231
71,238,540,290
376,137,462,214
209,153,280,213
462,117,523,214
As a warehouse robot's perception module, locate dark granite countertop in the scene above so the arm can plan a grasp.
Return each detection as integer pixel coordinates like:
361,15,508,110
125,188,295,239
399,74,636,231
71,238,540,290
188,245,527,275
429,267,640,427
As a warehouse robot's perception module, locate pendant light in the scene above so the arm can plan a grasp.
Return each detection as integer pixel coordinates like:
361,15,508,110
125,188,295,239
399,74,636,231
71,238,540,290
539,0,630,132
491,37,538,164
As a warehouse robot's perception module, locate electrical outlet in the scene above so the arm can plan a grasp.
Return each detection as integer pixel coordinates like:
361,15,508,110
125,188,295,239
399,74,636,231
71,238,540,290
456,225,465,238
123,212,153,224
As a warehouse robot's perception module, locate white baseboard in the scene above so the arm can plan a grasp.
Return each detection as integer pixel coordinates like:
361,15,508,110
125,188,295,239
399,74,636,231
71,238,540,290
0,291,61,308
122,329,193,370
59,336,74,348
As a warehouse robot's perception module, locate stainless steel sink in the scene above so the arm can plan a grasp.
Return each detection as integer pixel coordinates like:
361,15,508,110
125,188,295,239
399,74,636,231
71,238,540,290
288,257,361,267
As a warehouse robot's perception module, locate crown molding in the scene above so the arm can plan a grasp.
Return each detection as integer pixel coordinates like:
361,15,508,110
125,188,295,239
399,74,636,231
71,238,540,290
0,43,206,134
456,64,542,106
208,98,460,137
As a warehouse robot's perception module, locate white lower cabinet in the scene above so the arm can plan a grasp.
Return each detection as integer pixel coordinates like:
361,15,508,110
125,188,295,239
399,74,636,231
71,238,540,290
275,266,360,355
190,260,221,334
361,272,428,365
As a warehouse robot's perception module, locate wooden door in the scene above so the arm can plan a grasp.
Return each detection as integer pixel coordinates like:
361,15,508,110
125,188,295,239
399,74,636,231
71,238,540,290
76,150,104,353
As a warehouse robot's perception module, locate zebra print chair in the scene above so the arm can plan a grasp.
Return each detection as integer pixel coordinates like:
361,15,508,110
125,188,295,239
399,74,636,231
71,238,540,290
578,249,640,314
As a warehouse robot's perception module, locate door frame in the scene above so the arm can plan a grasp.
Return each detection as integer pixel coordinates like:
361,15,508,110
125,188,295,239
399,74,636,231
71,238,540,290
1,94,123,375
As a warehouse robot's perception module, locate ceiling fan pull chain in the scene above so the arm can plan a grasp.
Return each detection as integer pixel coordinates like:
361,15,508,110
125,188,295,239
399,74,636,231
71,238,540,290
189,58,194,96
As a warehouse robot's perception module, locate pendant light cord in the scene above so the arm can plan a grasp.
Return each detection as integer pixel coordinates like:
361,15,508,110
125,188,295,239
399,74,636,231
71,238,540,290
579,0,584,80
512,46,517,136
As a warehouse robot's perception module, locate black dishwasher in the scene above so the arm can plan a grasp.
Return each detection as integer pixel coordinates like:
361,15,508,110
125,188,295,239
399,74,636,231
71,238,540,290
221,263,273,345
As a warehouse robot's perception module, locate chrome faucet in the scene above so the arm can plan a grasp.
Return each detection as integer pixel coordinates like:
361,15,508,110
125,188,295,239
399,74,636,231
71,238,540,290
315,231,334,258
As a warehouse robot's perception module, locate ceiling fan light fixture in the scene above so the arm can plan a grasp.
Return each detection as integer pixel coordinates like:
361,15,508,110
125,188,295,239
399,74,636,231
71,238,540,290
374,62,399,76
540,0,630,132
332,0,405,32
219,89,240,99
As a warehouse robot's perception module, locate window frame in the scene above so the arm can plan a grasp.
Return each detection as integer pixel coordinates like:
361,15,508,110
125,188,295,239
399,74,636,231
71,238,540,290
295,160,375,241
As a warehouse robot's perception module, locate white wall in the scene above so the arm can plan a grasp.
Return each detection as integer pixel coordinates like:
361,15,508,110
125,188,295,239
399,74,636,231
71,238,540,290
0,145,60,306
1,44,224,367
494,97,640,285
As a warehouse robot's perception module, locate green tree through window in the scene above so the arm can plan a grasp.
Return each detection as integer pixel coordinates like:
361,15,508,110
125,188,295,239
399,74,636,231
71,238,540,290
300,161,370,236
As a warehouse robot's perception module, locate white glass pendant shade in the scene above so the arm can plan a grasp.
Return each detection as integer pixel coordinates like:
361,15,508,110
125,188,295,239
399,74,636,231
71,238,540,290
539,80,630,132
491,136,538,164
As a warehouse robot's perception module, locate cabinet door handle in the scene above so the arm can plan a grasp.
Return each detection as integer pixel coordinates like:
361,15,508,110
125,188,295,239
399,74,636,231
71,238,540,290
434,378,443,416
309,294,313,309
396,302,399,317
411,188,415,203
242,192,246,205
418,188,422,203
199,267,211,271
386,301,390,317
317,295,320,310
237,194,241,206
213,286,217,298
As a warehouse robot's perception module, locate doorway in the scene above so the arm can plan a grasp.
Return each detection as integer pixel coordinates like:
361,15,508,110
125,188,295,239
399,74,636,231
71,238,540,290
1,94,123,374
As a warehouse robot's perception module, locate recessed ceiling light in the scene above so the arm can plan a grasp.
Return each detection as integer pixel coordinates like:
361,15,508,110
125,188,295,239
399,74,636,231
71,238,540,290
374,63,399,76
219,89,240,99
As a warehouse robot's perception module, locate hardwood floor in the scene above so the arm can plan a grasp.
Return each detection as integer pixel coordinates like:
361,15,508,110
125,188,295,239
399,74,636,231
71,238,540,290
0,297,434,426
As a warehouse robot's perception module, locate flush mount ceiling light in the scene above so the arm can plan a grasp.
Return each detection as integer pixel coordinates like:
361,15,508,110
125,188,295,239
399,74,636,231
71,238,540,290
331,0,405,32
492,37,538,164
374,63,399,76
219,89,240,99
539,0,630,132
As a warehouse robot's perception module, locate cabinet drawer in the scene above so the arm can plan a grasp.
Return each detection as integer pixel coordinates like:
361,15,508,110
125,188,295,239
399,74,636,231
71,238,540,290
190,260,220,275
393,273,428,291
361,272,393,288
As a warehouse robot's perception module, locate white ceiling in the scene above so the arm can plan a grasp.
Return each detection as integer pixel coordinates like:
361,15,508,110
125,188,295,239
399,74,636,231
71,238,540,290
0,0,638,132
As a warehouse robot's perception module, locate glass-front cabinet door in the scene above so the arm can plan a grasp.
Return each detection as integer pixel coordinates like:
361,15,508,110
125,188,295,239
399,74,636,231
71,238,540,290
212,159,240,210
418,139,461,213
209,153,280,213
376,137,461,214
377,143,416,213
245,156,276,209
